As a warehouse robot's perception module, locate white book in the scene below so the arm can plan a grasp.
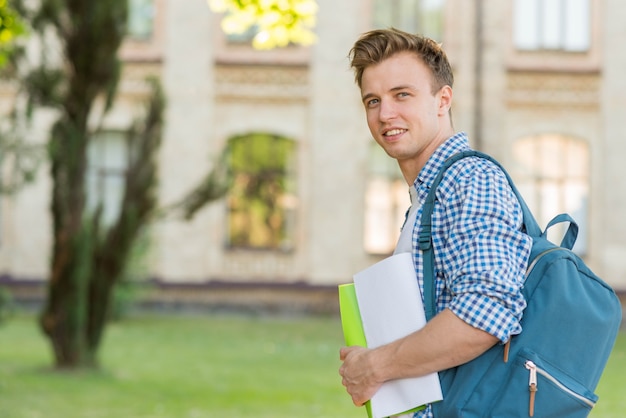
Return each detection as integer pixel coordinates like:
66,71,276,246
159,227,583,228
353,252,443,418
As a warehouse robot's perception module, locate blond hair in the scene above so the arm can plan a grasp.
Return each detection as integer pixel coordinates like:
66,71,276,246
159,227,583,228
349,28,453,94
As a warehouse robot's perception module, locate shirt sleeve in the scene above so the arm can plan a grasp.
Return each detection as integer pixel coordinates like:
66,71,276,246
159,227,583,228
432,160,532,343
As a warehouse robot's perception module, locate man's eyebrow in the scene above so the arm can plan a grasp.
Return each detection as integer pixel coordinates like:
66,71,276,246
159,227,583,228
390,84,417,92
361,85,417,102
361,92,376,102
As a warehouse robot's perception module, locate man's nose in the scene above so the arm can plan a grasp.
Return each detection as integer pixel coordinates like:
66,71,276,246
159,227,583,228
378,100,397,121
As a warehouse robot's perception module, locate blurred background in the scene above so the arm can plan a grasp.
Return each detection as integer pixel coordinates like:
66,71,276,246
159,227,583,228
0,1,624,417
2,0,625,318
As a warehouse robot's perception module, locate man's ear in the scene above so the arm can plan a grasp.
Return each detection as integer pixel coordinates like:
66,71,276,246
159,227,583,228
438,85,453,116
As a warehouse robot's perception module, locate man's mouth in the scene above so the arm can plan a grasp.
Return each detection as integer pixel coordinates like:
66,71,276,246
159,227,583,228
384,129,406,137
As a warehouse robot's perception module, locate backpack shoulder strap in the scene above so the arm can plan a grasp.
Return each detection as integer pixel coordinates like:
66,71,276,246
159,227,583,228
419,150,541,321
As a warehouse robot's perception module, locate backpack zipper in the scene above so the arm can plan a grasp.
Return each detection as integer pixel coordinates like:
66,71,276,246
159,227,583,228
525,360,538,416
525,247,561,277
524,360,596,416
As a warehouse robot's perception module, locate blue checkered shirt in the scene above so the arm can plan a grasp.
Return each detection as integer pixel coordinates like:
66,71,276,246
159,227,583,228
409,132,532,418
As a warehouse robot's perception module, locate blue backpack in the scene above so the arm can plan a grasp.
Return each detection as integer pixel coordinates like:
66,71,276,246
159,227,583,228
420,150,622,417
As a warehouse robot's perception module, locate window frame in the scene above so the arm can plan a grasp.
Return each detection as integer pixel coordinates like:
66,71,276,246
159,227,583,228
513,0,591,52
506,0,600,72
512,134,590,256
363,143,406,255
86,130,129,227
119,0,164,63
372,0,445,41
225,133,298,252
212,12,310,66
127,0,156,41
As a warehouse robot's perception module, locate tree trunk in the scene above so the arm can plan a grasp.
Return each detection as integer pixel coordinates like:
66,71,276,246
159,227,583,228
29,0,129,369
40,118,96,368
38,78,164,369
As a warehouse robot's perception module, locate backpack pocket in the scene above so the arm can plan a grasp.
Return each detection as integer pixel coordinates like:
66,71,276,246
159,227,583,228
488,348,597,418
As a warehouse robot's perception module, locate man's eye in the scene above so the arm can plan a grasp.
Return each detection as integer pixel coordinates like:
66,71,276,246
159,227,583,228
366,98,379,107
398,92,409,98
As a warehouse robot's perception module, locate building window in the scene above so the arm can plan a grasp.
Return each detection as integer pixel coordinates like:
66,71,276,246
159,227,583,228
127,0,154,40
227,133,297,251
86,131,128,227
363,144,406,255
373,0,444,41
513,0,590,52
512,134,589,255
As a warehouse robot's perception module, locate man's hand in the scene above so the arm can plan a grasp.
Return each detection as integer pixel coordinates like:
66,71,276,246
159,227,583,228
338,346,383,406
338,309,499,408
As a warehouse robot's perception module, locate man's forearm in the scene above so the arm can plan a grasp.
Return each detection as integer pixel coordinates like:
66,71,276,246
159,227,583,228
339,308,499,406
371,308,498,382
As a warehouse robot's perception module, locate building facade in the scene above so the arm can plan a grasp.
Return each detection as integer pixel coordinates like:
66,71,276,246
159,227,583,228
2,0,625,311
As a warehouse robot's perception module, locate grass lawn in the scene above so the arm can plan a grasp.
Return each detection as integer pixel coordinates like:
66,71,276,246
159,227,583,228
0,314,624,418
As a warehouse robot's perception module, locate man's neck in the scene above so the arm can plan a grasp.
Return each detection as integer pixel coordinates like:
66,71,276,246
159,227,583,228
398,128,455,186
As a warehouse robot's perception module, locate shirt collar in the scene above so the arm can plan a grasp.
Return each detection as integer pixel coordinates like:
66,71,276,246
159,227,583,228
413,131,471,201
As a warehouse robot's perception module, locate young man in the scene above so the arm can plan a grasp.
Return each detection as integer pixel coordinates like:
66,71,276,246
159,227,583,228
338,29,532,417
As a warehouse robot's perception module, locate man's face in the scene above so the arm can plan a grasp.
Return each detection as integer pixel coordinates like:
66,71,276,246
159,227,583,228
360,51,451,172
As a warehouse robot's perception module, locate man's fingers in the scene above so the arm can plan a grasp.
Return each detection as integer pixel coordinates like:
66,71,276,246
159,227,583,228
339,346,353,360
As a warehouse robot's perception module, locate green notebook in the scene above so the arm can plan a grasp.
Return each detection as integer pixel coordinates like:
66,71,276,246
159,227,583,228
338,283,426,418
338,283,373,418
